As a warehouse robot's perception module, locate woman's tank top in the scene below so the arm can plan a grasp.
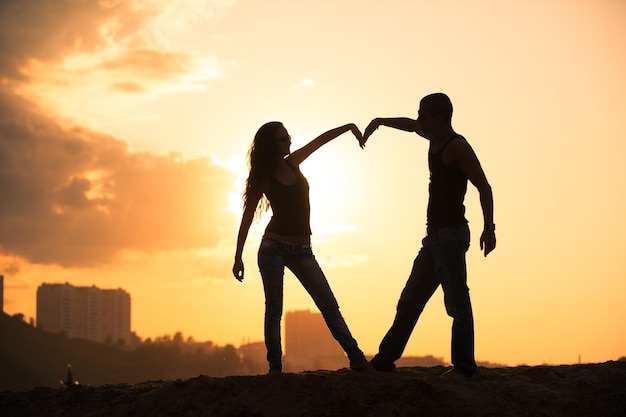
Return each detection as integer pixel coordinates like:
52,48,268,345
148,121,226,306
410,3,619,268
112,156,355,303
265,162,312,236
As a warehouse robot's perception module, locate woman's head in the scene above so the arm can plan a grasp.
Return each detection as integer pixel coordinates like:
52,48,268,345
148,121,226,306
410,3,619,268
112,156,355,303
248,122,290,167
243,121,288,214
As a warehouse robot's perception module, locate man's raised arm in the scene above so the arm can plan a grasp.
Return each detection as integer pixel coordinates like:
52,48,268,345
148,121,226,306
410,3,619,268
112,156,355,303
361,117,421,147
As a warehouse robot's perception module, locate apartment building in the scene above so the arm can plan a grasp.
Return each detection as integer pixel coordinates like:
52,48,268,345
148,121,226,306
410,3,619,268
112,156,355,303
284,309,346,371
36,283,131,346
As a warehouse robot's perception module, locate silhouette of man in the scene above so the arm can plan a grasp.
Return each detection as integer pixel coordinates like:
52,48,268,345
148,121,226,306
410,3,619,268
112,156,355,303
362,93,496,377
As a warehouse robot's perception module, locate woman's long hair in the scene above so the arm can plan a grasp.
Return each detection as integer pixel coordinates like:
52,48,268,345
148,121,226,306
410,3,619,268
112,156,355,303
243,121,283,217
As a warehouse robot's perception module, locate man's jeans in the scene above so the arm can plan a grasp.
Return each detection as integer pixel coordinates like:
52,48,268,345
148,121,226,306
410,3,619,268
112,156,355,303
258,238,365,372
373,224,477,375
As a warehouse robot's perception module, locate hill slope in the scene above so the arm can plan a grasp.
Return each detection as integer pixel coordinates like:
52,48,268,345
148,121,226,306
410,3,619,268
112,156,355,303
0,313,250,390
0,313,143,389
1,361,625,417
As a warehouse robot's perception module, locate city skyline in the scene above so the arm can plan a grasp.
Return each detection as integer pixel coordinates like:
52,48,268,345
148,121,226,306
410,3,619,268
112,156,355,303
5,280,452,371
4,278,452,374
6,278,620,368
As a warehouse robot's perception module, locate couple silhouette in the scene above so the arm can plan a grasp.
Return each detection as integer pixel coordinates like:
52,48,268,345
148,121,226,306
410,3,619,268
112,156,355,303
233,93,496,377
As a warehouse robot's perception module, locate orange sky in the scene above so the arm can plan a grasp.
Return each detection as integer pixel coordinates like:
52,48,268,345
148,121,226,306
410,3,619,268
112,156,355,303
1,0,625,367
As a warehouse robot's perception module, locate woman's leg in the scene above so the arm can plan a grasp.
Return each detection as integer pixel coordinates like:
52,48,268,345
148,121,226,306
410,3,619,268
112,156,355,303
258,239,286,373
287,248,366,366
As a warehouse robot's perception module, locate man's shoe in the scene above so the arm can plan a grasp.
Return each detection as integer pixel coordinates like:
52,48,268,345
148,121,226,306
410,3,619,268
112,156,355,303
369,356,396,372
350,359,373,372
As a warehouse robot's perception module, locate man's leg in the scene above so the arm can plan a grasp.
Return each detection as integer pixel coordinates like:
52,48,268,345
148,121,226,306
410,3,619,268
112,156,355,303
432,225,476,376
371,241,439,370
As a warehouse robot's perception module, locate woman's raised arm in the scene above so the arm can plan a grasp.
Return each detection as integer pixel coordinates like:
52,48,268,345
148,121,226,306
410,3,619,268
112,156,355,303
287,124,362,166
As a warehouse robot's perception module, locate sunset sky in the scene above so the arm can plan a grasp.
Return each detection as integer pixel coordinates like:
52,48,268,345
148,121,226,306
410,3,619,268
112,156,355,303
1,0,625,367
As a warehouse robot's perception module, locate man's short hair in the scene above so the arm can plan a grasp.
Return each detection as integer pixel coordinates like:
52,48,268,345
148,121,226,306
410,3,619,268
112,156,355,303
421,93,453,120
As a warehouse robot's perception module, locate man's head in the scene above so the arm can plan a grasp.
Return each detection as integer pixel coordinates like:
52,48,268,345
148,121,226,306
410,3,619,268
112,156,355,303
420,93,453,120
417,93,453,137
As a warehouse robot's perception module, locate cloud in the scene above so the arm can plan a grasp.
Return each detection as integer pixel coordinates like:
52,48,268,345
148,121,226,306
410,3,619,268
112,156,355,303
294,78,315,89
316,254,369,269
100,49,195,78
110,82,149,93
0,1,239,269
1,0,228,120
0,91,237,267
0,0,158,81
0,258,21,277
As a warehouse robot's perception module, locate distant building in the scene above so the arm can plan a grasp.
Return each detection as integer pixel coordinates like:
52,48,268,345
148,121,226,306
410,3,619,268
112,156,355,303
238,340,267,374
395,355,445,368
0,275,3,313
284,310,346,371
36,283,131,346
239,340,265,362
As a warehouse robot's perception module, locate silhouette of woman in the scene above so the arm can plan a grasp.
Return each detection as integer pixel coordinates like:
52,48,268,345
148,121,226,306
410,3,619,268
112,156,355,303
233,121,369,373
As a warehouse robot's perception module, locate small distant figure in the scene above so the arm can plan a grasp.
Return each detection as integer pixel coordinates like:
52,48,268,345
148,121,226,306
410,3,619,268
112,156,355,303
233,122,370,374
60,363,79,387
362,93,496,378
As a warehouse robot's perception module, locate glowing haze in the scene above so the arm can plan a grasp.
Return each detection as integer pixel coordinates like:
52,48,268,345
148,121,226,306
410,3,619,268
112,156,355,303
1,0,625,366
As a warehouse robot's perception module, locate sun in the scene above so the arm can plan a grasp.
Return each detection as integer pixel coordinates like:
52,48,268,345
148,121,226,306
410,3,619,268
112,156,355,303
297,142,361,240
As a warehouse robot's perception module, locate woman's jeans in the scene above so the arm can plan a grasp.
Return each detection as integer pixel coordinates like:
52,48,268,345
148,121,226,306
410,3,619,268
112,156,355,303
258,238,365,372
372,224,477,376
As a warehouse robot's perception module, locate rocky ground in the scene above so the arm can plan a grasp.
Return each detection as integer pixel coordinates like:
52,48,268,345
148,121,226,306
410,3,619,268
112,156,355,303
1,361,625,417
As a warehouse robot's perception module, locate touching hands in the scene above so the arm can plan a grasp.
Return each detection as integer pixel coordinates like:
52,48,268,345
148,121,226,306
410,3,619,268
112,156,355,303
347,123,364,147
360,119,380,148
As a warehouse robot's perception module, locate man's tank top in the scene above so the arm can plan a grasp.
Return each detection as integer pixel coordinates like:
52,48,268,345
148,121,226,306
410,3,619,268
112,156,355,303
265,162,312,236
427,135,468,233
